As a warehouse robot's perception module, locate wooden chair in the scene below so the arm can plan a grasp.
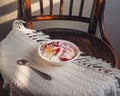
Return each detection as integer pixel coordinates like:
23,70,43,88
17,0,119,68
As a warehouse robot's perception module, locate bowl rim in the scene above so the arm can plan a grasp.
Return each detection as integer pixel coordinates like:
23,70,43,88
38,39,80,65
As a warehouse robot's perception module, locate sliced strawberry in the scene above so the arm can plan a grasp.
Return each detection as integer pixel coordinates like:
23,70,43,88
56,48,60,53
53,41,59,47
60,57,69,61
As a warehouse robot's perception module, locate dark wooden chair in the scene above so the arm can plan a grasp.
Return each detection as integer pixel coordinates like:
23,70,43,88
17,0,119,68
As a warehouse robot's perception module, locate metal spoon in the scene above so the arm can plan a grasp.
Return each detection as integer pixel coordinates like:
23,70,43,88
17,59,52,81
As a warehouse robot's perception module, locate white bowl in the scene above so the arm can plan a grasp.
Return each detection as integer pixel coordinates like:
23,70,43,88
38,39,80,65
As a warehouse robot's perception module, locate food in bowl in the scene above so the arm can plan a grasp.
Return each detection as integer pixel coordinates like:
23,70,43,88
38,39,80,65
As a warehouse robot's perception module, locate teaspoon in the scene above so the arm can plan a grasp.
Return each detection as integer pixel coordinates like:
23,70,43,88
17,59,52,81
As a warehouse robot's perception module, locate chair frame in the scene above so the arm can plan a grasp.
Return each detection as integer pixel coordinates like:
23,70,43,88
17,0,119,68
18,0,103,33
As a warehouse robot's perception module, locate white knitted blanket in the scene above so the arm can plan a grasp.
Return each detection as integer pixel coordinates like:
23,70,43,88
0,20,120,96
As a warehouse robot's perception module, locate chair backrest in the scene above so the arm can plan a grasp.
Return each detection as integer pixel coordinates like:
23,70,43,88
18,0,105,35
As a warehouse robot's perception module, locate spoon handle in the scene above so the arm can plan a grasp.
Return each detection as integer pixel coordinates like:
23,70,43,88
17,59,52,81
28,65,52,81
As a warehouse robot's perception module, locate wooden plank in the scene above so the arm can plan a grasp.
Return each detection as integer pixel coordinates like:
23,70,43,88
69,0,73,16
50,0,53,16
79,0,84,16
39,0,44,15
60,0,63,15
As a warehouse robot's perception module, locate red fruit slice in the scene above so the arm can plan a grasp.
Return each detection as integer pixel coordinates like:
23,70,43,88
56,48,60,53
59,57,69,61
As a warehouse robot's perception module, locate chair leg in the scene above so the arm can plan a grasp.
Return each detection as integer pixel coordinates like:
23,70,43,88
0,73,4,86
0,73,10,96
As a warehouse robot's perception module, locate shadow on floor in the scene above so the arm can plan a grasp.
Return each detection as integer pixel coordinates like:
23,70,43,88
0,19,16,41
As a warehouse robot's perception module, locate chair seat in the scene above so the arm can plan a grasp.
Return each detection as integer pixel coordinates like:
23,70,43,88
17,0,119,68
41,28,115,67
